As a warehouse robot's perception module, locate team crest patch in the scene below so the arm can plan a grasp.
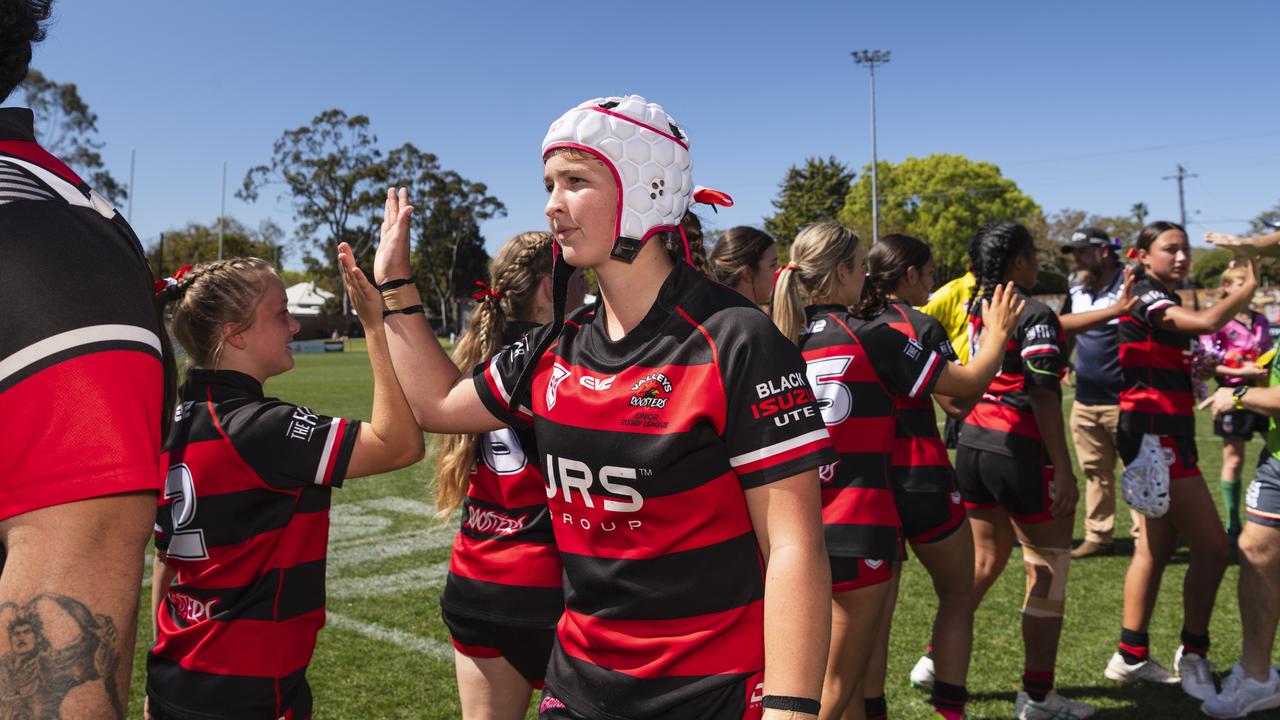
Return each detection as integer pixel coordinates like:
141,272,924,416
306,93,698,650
629,373,673,409
950,491,962,505
546,364,571,410
864,559,885,570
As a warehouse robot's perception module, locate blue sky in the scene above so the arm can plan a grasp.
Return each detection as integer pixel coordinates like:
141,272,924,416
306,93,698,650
23,1,1279,267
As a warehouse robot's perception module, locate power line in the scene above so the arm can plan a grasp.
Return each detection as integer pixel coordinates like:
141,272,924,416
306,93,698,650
1163,164,1198,228
1004,130,1280,166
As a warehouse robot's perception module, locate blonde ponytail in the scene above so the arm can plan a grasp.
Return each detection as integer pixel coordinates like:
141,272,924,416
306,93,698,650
770,222,862,344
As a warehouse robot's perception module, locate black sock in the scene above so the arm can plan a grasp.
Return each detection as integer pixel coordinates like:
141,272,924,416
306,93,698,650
1181,628,1210,657
1023,670,1054,703
863,695,887,720
931,680,968,714
1119,627,1150,664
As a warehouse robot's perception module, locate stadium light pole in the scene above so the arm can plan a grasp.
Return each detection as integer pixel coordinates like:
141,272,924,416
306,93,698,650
852,49,890,242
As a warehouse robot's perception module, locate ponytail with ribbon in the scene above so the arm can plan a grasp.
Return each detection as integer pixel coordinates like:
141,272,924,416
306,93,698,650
154,264,193,303
471,280,502,303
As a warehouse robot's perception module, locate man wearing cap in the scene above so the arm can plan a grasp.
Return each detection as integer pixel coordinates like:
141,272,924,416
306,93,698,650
1059,228,1138,558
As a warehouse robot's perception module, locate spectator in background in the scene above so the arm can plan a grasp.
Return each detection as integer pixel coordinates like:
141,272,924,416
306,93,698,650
920,266,977,448
1058,228,1138,558
1200,265,1272,546
708,225,777,306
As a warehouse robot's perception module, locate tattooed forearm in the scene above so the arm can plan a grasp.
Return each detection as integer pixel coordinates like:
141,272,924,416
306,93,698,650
0,593,124,720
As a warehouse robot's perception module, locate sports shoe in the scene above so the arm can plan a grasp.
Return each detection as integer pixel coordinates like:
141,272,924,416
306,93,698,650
1015,690,1096,719
1202,663,1280,718
1103,651,1179,684
1174,646,1216,700
910,655,936,690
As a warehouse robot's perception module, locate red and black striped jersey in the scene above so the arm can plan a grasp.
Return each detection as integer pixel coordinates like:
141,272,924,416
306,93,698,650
800,305,945,560
443,323,563,629
862,300,958,493
959,288,1063,457
473,262,836,720
148,370,359,720
0,107,163,522
1118,277,1195,438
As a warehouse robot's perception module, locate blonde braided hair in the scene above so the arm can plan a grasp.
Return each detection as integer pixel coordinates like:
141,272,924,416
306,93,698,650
163,257,278,370
433,232,554,517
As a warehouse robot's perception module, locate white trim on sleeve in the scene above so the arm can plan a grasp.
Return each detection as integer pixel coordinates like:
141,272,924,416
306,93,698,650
729,428,830,469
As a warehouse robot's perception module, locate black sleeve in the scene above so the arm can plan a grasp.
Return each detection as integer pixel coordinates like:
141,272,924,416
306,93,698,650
860,324,945,399
1017,304,1064,389
916,313,959,363
1133,280,1177,325
472,323,557,429
221,400,361,489
718,309,837,489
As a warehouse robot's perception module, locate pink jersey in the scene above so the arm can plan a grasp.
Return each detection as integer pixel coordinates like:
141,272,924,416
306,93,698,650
1200,310,1272,387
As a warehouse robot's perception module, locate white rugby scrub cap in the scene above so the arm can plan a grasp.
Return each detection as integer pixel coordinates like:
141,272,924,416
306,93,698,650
542,95,732,262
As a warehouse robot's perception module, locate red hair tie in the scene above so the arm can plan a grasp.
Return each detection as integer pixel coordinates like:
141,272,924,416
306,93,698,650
472,280,502,302
1126,247,1139,260
772,264,799,288
154,264,192,296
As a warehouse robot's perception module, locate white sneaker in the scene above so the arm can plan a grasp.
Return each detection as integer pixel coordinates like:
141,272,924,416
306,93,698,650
1201,663,1280,718
910,655,936,690
1015,690,1096,719
1174,646,1216,700
1103,650,1179,685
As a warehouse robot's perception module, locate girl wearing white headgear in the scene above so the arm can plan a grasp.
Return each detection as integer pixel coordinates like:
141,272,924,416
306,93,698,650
339,95,836,720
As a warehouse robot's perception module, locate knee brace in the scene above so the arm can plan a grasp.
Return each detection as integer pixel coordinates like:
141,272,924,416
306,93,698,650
1020,545,1071,618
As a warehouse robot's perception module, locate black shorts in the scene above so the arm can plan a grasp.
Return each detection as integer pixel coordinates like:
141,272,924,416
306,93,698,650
1214,410,1267,442
955,445,1054,524
441,607,555,687
893,484,966,545
538,671,764,720
831,555,894,593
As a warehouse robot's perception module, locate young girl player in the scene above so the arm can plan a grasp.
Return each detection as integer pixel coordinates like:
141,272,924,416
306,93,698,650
771,224,1022,720
145,258,424,720
342,95,837,720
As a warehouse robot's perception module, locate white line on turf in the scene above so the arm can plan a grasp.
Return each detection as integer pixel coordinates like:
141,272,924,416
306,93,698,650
326,612,453,662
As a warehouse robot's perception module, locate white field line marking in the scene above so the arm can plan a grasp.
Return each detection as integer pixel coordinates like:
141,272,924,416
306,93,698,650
326,611,453,662
328,561,450,599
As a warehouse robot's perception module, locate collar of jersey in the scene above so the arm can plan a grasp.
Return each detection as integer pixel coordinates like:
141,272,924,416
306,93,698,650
182,369,264,401
0,108,36,142
578,261,694,363
805,303,849,318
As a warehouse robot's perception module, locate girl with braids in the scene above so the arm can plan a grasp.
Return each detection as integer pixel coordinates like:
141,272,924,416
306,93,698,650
956,221,1094,720
342,95,837,720
771,223,1022,720
145,258,423,720
852,234,980,720
1104,222,1258,701
709,226,778,305
436,232,586,718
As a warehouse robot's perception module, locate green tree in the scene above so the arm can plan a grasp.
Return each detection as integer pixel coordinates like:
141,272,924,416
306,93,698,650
386,143,505,329
838,154,1041,281
18,69,126,204
147,218,286,278
764,156,854,251
1131,202,1149,227
1191,247,1234,288
238,109,387,289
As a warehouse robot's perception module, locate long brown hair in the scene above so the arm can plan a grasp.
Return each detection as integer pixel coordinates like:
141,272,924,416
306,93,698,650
433,232,554,517
708,226,775,288
856,233,932,318
771,222,862,343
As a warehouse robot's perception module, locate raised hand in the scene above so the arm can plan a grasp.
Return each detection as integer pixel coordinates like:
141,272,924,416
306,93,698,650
338,242,384,329
1113,265,1138,317
980,281,1026,339
374,187,415,285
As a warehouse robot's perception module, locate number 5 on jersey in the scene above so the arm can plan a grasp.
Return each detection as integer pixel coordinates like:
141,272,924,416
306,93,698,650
164,463,209,560
806,355,853,425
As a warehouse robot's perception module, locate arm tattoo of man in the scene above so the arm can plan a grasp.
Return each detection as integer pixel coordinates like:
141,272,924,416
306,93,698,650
0,594,124,720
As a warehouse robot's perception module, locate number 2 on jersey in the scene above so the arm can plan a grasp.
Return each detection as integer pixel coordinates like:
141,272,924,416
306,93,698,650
164,463,210,561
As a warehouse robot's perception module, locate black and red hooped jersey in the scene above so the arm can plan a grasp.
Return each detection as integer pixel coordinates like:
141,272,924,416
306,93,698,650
1118,277,1195,439
863,300,958,493
474,262,836,720
148,370,359,720
443,324,562,631
799,305,945,562
0,107,163,522
959,288,1063,457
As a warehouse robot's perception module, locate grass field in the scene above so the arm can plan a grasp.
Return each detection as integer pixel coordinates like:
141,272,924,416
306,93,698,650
127,342,1280,719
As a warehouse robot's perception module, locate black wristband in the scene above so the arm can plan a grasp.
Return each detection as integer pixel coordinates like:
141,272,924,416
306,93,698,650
382,304,425,318
376,278,414,292
761,695,821,715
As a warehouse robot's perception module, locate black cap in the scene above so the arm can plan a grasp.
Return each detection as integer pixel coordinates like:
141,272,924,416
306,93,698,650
1061,227,1112,254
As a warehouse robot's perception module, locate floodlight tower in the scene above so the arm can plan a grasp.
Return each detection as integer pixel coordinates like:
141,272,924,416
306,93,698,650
852,49,890,242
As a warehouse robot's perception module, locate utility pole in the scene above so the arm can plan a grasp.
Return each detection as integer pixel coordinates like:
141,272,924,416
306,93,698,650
218,161,227,260
127,149,135,224
1162,164,1197,228
852,49,890,242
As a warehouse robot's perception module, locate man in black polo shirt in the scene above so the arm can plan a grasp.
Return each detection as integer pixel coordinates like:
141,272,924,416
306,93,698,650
1060,228,1138,558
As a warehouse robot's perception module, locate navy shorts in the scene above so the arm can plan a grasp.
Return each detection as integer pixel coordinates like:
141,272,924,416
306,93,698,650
1247,456,1280,528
